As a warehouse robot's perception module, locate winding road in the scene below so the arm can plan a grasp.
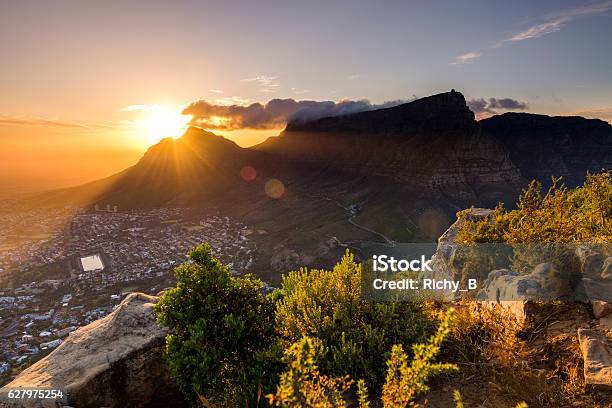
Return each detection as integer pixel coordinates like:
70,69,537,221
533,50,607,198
309,193,396,247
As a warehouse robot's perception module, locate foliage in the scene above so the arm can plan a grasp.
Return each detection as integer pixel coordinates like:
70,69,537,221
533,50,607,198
356,379,370,408
268,337,353,408
444,303,520,370
457,172,612,244
381,308,458,407
275,250,435,389
453,389,464,408
269,310,457,408
155,244,281,406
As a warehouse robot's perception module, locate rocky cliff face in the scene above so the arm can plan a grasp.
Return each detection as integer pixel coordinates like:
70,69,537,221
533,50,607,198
257,90,612,204
481,113,612,187
34,90,612,212
257,91,523,204
2,293,185,408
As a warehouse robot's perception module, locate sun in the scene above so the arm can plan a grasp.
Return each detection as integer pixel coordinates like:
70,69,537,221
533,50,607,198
134,105,192,145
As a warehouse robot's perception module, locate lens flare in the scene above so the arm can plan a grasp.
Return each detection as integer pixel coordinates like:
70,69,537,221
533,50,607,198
265,178,285,199
133,105,192,145
240,166,257,181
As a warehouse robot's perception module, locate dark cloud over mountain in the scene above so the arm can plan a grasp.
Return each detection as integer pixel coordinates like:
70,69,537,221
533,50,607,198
182,98,409,130
467,97,529,116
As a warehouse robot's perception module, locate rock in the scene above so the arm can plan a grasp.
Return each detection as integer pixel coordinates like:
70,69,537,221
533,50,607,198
529,262,573,298
476,269,540,324
601,257,612,280
592,300,612,319
597,315,612,331
576,246,604,279
581,275,612,303
1,293,185,408
475,262,583,324
428,207,493,299
578,328,612,391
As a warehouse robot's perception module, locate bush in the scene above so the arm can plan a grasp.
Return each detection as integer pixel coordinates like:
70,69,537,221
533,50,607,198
269,310,458,408
155,244,280,406
444,303,520,370
457,172,612,244
381,308,458,407
268,336,353,408
275,251,435,390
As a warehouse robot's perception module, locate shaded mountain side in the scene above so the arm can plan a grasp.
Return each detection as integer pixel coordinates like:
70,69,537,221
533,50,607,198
256,90,612,199
29,128,277,210
255,91,522,204
481,112,612,186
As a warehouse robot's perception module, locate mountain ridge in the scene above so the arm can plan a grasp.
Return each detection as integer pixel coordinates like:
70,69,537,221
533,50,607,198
20,90,612,275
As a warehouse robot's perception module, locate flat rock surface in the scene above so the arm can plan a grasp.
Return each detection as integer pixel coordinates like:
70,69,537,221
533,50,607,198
1,293,184,408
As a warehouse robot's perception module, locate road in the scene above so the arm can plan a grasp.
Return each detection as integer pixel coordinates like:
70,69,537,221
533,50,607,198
309,194,396,247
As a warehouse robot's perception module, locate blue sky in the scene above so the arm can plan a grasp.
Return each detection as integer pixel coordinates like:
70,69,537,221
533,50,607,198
0,0,611,188
1,0,611,118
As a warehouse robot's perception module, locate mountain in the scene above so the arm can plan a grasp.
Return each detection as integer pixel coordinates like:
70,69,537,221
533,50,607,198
24,91,612,276
33,128,274,209
256,90,611,201
481,112,612,186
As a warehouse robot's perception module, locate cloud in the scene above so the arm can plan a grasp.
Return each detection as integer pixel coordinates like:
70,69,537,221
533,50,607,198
467,97,529,118
453,1,612,64
241,75,281,93
183,98,409,130
0,115,90,128
511,1,612,41
347,74,361,80
208,89,223,94
509,17,570,41
451,52,482,65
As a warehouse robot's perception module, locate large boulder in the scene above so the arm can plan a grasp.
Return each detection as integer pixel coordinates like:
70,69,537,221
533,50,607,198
1,293,185,408
429,207,493,299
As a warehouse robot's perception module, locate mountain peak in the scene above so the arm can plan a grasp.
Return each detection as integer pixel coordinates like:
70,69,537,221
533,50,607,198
284,90,474,133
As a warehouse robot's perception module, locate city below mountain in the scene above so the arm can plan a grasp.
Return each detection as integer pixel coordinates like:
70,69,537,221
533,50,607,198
26,90,612,276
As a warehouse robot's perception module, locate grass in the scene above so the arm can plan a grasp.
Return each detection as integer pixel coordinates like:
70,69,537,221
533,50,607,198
438,301,610,407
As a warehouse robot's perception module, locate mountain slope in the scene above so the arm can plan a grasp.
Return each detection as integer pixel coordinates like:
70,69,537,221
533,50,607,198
33,128,272,209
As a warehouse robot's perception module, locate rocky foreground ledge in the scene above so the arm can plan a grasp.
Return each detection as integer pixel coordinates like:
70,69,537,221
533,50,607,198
1,293,185,408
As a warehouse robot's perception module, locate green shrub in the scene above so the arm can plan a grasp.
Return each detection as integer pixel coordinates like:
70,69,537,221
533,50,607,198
381,309,458,407
268,336,353,408
457,172,611,245
155,244,281,406
275,251,435,390
269,310,457,408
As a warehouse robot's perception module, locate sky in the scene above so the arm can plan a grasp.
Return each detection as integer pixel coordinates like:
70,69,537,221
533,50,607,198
1,0,611,193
